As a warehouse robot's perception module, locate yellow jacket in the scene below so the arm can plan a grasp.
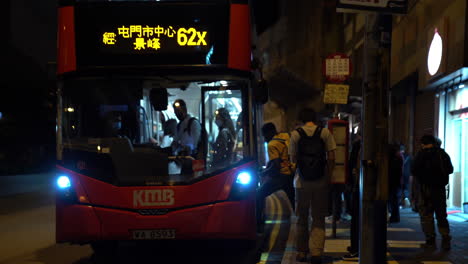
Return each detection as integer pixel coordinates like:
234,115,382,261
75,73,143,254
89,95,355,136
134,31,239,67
268,132,295,175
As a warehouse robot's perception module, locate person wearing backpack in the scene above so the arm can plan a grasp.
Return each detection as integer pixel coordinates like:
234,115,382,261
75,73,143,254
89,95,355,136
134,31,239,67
412,134,454,250
256,123,295,231
289,108,336,264
172,99,202,158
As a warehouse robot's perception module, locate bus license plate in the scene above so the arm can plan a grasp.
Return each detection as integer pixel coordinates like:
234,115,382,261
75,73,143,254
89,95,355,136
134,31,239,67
132,229,176,240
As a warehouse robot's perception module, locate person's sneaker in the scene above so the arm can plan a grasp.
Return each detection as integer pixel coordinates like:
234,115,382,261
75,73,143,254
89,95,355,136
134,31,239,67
342,213,352,221
342,252,359,261
309,256,322,264
420,237,436,249
442,236,451,250
296,252,307,262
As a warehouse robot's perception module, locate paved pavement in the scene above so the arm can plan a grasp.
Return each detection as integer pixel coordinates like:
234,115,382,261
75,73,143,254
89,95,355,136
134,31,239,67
386,208,468,264
259,191,468,264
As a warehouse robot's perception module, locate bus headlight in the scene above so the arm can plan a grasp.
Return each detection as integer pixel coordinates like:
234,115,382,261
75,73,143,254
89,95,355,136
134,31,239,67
56,175,77,203
236,172,252,185
229,170,256,201
57,176,71,189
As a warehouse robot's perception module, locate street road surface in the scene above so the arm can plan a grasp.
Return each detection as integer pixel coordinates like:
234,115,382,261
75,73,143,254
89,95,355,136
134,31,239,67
0,173,280,264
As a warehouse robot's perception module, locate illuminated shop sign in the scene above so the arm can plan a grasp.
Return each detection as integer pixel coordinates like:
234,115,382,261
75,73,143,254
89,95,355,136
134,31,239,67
427,30,443,76
102,25,208,51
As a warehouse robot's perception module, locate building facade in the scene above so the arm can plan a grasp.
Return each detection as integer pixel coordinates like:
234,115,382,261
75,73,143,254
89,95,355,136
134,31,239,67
391,0,468,208
254,0,344,131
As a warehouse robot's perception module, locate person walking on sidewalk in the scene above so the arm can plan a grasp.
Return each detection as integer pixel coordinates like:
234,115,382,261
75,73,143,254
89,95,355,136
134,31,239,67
289,108,336,264
412,134,454,250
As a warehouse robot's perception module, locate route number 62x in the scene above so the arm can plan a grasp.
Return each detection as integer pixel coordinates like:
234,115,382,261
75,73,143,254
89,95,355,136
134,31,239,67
177,28,208,46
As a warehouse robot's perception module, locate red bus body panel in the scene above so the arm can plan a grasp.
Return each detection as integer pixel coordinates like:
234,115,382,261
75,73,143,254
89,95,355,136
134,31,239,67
56,162,257,243
57,6,76,74
228,3,251,71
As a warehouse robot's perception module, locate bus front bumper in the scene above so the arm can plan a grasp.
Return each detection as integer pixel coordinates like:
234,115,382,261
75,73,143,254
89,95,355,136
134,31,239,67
56,200,256,243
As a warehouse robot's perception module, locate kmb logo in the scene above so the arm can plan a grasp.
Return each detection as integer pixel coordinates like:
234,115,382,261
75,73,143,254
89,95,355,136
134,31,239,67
133,189,175,207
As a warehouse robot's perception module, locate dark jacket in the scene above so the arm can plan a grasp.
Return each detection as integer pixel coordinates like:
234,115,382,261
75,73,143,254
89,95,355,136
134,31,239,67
411,147,453,186
388,151,404,190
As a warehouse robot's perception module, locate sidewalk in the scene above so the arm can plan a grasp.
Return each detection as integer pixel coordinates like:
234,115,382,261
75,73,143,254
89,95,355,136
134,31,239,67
387,208,468,264
279,207,468,263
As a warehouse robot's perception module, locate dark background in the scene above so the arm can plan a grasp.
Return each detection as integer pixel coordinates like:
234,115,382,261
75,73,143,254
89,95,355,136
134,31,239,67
0,0,57,175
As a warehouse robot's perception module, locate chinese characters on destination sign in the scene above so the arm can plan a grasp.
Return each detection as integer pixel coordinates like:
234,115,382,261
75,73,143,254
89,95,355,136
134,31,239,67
103,25,208,51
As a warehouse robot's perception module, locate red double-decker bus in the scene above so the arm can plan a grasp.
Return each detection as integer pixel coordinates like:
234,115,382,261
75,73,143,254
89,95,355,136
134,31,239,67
55,0,264,253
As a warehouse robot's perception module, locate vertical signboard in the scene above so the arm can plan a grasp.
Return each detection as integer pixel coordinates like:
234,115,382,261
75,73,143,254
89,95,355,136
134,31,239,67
328,120,349,184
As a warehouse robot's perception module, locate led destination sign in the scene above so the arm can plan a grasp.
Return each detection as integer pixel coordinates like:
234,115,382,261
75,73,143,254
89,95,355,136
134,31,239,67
75,2,229,68
102,25,209,52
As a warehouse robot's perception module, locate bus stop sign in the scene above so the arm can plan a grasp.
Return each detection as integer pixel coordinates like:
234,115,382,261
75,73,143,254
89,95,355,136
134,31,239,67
324,53,351,84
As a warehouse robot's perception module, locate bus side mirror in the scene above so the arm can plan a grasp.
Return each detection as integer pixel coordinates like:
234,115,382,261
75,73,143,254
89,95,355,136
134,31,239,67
253,79,268,104
150,88,168,111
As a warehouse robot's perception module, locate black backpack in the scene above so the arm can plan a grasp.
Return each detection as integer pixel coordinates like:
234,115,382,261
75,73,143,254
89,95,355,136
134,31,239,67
296,127,326,181
418,148,453,185
186,117,208,160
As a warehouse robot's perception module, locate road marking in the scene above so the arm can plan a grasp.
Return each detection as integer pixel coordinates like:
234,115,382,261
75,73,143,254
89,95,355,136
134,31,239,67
387,227,415,232
268,195,283,251
387,240,425,249
422,261,452,264
265,220,289,224
280,215,297,263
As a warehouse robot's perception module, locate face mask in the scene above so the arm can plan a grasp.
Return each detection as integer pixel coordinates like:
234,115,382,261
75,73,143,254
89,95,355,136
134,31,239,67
215,119,223,127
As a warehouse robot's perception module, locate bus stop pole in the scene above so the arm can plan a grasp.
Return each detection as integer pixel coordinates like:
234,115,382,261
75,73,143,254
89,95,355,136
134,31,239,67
359,13,389,264
332,104,338,239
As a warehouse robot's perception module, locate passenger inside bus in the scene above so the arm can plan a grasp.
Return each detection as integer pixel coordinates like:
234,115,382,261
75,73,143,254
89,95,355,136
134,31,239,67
61,79,248,183
212,108,236,167
160,119,177,148
172,99,202,157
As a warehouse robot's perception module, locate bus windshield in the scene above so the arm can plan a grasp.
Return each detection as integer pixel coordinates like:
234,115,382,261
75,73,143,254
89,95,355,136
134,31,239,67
61,78,248,186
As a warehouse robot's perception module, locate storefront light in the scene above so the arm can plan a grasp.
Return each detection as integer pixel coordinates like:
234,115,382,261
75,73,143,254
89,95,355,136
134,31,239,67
427,30,443,76
459,84,465,89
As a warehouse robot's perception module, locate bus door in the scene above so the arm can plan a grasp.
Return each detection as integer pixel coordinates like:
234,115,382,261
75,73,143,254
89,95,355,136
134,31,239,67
201,85,246,172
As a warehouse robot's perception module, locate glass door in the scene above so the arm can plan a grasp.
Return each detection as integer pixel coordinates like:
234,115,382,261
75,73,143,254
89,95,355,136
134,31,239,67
462,118,468,206
202,87,245,172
